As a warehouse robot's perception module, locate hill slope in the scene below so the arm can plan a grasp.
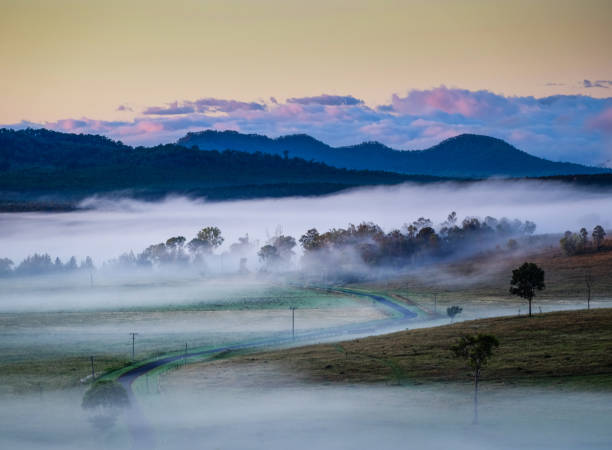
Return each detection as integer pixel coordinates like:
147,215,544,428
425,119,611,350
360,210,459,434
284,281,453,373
178,130,608,178
165,308,612,388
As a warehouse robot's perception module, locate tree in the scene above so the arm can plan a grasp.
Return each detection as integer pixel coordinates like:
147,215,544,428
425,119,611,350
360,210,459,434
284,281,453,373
447,305,463,323
509,262,545,317
585,271,592,310
82,380,129,431
188,226,224,253
592,225,606,250
0,257,14,275
452,334,499,425
560,231,578,256
80,256,94,270
506,239,518,251
229,234,253,255
272,235,297,260
166,236,186,248
299,228,322,251
257,244,279,269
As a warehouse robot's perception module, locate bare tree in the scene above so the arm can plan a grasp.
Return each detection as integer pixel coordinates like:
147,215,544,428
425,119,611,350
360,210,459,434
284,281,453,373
585,271,592,310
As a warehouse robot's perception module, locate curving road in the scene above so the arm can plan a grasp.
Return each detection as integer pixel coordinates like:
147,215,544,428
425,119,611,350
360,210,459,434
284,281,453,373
117,289,421,449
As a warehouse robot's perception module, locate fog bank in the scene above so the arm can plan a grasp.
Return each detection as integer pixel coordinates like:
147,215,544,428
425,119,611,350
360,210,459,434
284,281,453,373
0,180,611,263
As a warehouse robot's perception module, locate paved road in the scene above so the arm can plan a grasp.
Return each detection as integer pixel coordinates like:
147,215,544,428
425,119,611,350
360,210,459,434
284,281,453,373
117,289,419,449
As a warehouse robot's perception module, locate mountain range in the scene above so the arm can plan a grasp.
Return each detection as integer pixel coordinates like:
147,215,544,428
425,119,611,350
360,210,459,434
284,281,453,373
1,127,611,211
178,130,608,178
0,128,436,210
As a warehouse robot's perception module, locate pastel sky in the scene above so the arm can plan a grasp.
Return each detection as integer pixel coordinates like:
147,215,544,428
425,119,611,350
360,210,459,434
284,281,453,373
1,0,611,165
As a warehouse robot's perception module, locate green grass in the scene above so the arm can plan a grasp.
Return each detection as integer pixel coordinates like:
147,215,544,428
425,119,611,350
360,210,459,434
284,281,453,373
0,286,374,395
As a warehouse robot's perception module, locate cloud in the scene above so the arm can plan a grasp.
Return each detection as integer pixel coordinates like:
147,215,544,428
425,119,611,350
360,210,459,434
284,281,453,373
386,86,517,118
144,98,266,116
286,95,364,106
583,79,612,89
587,107,612,134
116,104,133,112
4,88,612,166
143,102,196,115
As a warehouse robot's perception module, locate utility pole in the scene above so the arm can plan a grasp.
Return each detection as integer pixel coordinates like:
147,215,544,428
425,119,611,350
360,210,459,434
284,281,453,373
184,343,188,366
130,332,138,361
434,293,437,314
90,355,95,380
290,306,296,340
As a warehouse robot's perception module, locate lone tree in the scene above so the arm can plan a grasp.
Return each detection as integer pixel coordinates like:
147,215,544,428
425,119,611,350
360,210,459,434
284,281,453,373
447,305,463,323
452,334,499,425
592,225,606,250
82,380,129,431
509,262,545,317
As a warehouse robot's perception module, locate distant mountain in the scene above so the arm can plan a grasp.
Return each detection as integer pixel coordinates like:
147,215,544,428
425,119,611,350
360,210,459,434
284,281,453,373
0,128,443,210
178,130,609,178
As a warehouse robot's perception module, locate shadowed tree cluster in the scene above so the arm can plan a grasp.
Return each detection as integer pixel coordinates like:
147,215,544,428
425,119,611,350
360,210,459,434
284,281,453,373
0,254,94,277
117,226,224,268
298,213,536,278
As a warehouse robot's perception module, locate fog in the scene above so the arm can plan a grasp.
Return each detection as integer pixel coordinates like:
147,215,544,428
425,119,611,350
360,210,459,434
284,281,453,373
1,385,610,450
1,180,611,263
1,181,611,449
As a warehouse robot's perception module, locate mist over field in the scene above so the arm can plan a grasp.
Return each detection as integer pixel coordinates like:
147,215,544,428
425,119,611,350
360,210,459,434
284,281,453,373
1,386,611,450
1,180,611,264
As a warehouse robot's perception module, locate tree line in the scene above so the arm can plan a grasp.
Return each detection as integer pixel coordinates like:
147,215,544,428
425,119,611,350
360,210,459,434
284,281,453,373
0,254,93,276
559,225,607,256
2,218,608,278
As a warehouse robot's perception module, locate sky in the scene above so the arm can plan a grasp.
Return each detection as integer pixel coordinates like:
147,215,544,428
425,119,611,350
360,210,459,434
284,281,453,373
1,0,611,165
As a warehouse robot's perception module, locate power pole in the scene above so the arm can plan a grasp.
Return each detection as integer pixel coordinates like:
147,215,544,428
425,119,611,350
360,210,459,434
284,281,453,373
130,332,138,361
434,293,437,314
90,355,95,380
290,306,296,340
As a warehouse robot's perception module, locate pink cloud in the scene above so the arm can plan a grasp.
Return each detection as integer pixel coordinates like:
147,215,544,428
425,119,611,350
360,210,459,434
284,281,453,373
389,86,516,118
588,107,612,134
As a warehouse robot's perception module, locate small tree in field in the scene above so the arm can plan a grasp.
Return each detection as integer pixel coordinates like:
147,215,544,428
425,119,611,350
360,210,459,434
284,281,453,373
452,334,499,425
509,262,545,317
447,305,463,323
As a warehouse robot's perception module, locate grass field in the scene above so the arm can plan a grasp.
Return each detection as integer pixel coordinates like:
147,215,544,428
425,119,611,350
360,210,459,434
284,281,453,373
355,246,612,315
2,248,612,396
0,284,380,395
165,308,612,390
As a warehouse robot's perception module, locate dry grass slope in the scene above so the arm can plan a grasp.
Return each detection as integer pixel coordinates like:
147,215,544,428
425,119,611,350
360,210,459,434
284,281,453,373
166,308,612,390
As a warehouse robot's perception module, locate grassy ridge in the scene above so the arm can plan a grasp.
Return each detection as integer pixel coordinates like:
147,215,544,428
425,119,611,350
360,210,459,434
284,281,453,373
167,308,612,389
356,246,612,312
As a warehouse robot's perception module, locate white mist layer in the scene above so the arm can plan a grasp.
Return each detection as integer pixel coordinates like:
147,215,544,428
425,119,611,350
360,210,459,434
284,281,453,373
1,386,610,450
0,180,611,263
